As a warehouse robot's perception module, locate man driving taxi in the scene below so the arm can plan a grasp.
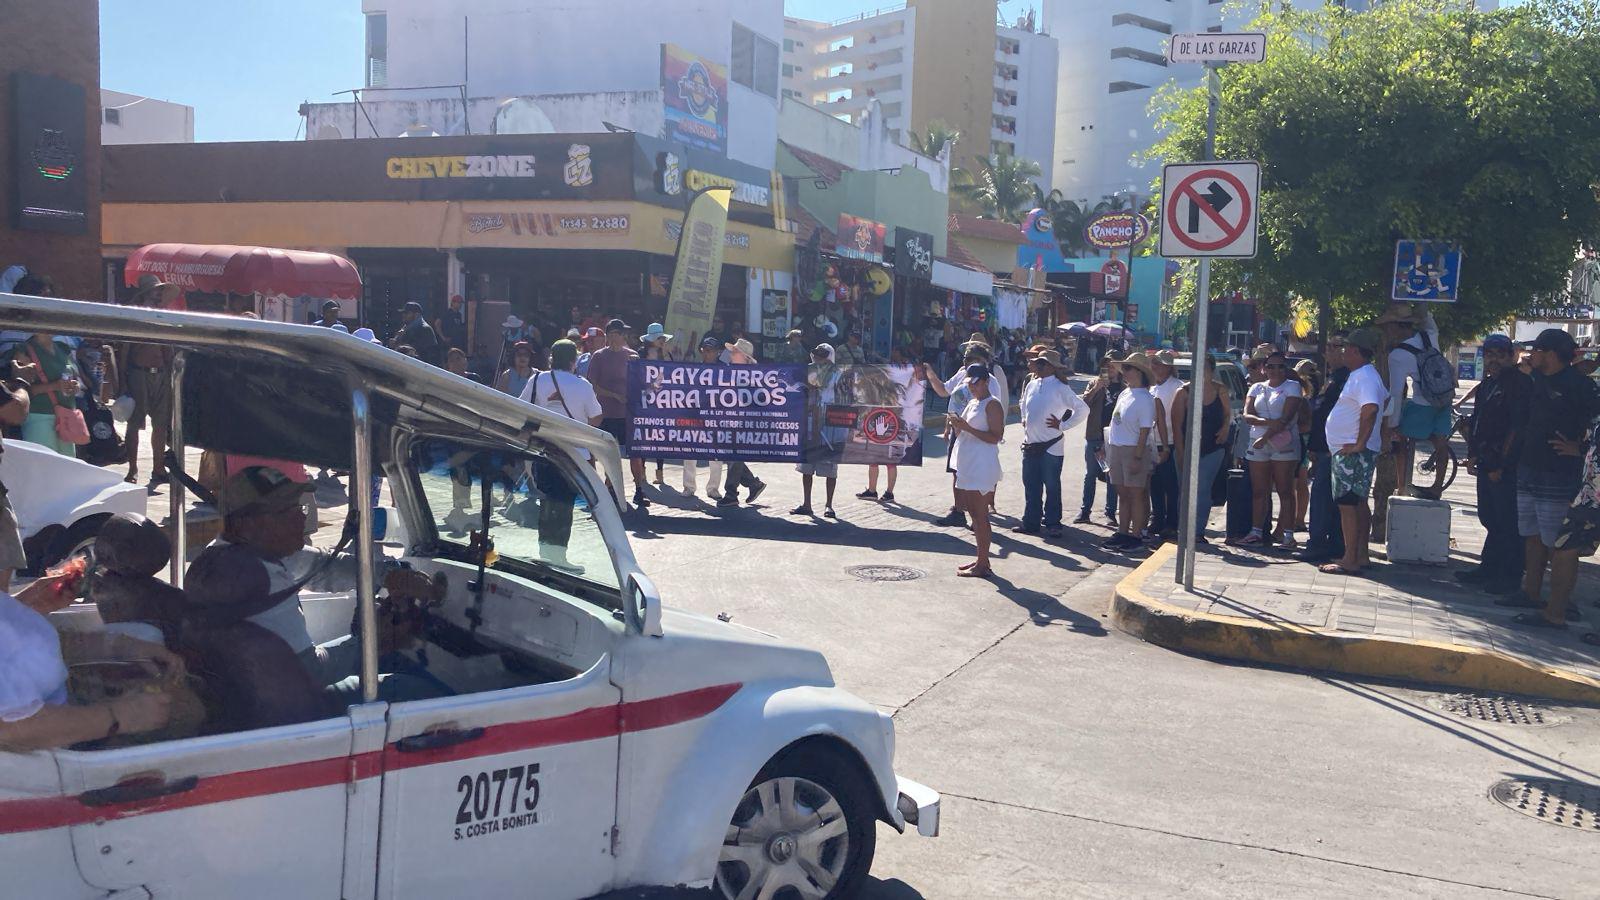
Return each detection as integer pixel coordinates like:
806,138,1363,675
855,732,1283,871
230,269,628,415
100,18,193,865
205,466,446,702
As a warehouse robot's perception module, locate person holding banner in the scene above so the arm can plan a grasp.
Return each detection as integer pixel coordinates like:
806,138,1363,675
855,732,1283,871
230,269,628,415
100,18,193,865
794,344,841,518
948,363,1006,578
685,337,726,500
715,339,769,509
588,319,650,511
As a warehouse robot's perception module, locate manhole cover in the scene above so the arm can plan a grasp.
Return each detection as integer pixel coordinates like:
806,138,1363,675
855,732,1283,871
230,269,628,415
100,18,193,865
846,564,926,583
1491,779,1600,832
1427,694,1567,726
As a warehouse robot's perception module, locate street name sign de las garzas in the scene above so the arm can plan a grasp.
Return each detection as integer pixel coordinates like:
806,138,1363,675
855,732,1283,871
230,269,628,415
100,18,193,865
1159,161,1261,259
1167,32,1267,65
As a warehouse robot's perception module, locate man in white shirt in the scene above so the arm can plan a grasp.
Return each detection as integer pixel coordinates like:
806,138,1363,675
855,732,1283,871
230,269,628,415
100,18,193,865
520,339,605,569
1147,350,1182,538
1105,354,1158,550
1015,350,1089,538
1322,327,1390,575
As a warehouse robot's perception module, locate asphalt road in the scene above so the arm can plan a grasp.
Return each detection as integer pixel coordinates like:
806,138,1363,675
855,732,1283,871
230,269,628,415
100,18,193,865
627,418,1600,900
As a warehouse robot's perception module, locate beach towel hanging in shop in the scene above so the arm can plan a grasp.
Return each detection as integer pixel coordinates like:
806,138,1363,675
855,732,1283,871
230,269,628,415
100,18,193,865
625,362,926,466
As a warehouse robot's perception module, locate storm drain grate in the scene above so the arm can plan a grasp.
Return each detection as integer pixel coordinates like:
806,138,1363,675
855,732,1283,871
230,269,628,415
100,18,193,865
1427,694,1565,726
1491,779,1600,832
846,564,926,583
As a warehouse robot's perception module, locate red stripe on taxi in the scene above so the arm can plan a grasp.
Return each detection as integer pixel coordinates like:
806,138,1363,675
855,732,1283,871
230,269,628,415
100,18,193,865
0,683,740,835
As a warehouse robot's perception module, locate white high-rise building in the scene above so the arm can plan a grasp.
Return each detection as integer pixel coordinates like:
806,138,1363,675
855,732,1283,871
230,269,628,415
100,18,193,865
358,0,783,168
1045,0,1499,206
783,3,1057,191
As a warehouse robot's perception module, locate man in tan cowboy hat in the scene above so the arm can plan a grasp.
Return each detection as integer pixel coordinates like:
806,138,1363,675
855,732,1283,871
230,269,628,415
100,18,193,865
1103,352,1158,550
1016,348,1090,537
117,275,179,486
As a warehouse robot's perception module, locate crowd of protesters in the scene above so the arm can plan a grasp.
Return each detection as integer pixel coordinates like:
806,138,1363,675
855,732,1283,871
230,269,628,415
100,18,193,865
5,271,1598,648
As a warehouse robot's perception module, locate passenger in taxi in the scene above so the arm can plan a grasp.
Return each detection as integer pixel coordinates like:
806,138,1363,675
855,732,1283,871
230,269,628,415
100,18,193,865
0,572,181,752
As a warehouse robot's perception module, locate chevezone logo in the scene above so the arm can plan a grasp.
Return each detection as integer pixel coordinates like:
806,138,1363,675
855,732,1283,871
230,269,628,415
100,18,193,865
31,129,76,180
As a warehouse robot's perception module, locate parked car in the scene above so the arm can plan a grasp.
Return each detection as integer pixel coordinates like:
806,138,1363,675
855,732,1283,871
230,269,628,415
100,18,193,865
0,437,146,573
1174,353,1249,415
0,295,939,900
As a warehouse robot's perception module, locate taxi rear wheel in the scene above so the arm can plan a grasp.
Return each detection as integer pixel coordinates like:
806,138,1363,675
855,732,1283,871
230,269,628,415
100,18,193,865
715,751,876,900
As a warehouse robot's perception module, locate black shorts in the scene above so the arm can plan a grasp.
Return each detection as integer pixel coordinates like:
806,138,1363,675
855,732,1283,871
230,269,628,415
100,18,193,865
599,417,629,455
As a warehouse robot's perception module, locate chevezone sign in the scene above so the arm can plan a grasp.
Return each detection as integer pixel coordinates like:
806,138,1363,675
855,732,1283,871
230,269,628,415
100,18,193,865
387,155,537,179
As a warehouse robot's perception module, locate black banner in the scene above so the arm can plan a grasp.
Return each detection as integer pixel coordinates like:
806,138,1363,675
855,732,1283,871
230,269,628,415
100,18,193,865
896,228,934,280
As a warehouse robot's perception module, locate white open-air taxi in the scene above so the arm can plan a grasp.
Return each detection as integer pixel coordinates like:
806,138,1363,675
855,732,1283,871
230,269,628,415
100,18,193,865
0,295,938,900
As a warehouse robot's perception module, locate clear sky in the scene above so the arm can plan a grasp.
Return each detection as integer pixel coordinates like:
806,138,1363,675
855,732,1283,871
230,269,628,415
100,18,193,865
100,0,1514,143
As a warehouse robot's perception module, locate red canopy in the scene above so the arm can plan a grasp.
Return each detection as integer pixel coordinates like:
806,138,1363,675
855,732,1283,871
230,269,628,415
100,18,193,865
123,243,362,300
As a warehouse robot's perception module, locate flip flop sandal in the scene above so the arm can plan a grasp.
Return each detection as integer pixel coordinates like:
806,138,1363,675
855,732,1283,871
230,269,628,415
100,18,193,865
1319,563,1360,575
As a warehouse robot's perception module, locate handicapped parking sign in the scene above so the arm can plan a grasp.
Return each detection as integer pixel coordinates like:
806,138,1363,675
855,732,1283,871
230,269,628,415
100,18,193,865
1393,240,1462,303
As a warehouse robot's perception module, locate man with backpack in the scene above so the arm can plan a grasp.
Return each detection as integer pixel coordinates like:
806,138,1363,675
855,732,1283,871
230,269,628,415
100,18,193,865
1379,303,1456,496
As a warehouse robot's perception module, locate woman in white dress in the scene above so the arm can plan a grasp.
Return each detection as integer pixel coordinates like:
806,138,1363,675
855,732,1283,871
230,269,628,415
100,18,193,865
948,363,1006,577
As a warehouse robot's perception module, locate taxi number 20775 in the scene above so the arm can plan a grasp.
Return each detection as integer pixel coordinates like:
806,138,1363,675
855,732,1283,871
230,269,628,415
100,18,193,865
454,762,543,841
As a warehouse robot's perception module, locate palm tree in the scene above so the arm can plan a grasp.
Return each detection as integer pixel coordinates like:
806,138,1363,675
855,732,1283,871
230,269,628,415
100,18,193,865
958,155,1043,223
910,120,974,197
909,120,961,161
1033,187,1090,257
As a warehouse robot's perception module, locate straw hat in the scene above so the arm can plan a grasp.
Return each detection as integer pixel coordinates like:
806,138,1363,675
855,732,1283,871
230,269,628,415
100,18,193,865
1119,353,1155,383
1375,303,1418,327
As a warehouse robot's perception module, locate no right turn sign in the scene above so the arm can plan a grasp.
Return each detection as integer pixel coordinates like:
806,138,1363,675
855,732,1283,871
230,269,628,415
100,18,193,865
1159,160,1261,259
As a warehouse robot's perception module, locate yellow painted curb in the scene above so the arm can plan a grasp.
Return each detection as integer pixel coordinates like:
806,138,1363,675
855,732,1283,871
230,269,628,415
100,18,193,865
1112,543,1600,705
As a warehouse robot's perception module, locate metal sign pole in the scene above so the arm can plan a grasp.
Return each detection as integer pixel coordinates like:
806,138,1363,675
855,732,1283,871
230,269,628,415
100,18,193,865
1177,63,1220,588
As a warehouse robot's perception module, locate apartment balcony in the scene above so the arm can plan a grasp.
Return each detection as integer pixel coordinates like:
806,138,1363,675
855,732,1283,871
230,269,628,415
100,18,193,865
816,38,908,69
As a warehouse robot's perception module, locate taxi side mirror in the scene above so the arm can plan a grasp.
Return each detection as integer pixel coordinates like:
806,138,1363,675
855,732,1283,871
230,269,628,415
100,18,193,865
628,572,663,637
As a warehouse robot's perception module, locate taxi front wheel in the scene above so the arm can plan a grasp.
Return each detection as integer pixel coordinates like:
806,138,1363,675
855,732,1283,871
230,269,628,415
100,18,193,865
715,749,876,900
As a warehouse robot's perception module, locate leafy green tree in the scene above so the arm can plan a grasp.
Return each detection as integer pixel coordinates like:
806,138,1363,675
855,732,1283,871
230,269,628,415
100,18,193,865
959,155,1045,223
1148,0,1600,340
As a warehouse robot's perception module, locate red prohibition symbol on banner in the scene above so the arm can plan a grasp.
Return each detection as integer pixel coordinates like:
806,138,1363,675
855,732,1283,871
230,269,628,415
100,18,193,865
861,408,901,445
1165,168,1252,252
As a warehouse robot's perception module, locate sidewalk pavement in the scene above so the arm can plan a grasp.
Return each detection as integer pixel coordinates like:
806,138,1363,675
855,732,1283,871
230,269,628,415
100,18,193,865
1113,468,1600,704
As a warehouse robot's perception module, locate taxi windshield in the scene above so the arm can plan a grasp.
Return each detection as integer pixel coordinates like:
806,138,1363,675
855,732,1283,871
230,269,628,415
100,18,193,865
409,438,621,606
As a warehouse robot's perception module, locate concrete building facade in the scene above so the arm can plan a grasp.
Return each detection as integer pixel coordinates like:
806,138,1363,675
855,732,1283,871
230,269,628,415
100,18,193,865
100,90,194,145
359,0,783,168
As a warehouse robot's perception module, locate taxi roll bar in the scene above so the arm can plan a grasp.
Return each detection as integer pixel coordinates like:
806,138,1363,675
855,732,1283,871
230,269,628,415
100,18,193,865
351,386,380,704
168,352,187,587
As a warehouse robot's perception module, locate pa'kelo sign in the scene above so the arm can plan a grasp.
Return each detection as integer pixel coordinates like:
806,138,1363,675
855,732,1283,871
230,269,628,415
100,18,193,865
627,361,807,462
11,71,88,233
